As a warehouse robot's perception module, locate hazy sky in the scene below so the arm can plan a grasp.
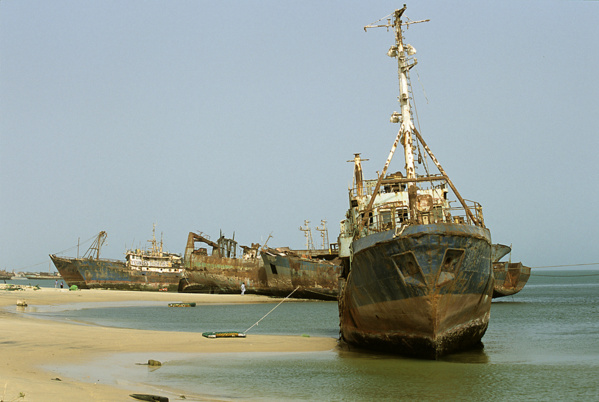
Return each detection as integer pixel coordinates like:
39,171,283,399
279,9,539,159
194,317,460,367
1,1,598,272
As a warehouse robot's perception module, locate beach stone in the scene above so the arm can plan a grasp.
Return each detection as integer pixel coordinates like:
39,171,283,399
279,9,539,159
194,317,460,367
147,359,162,366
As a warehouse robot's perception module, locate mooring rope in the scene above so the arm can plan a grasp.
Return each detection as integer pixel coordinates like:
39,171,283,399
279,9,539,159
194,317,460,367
530,262,599,277
531,273,599,277
532,263,599,268
244,286,300,334
304,289,337,299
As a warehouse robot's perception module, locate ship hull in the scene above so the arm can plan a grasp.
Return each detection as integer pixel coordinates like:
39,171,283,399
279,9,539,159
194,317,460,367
178,255,270,295
492,262,531,298
50,255,182,291
261,252,341,300
339,223,493,359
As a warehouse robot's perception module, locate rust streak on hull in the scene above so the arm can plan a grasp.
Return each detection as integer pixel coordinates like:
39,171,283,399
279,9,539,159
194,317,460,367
340,293,491,359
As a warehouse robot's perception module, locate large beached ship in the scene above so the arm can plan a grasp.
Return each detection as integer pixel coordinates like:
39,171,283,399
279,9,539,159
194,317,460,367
261,247,341,300
178,231,270,295
50,227,184,291
261,220,342,300
337,6,494,359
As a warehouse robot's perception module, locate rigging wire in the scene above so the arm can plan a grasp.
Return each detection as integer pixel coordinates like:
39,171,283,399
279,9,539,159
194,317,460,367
530,262,599,277
8,232,101,272
415,70,429,105
365,13,394,28
244,286,300,334
532,262,599,268
531,273,599,277
53,233,99,255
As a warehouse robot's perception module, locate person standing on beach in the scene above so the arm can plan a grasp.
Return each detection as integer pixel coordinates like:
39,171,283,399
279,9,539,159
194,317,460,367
55,280,57,288
241,283,246,295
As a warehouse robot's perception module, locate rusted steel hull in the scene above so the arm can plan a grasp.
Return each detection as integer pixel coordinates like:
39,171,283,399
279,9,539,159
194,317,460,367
49,254,182,291
339,223,493,359
50,255,88,288
178,255,270,295
261,251,342,300
492,262,531,298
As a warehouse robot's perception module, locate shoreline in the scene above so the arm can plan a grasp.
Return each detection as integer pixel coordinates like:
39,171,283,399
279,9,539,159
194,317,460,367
0,287,338,401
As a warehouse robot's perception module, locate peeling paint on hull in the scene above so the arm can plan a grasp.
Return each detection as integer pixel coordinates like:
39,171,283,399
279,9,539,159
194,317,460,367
339,224,493,359
261,252,341,300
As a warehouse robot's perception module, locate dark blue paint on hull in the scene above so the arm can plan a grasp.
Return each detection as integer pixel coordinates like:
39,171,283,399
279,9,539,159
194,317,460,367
50,255,182,291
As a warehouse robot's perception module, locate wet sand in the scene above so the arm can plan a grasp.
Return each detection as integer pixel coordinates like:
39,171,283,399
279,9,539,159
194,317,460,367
0,286,337,401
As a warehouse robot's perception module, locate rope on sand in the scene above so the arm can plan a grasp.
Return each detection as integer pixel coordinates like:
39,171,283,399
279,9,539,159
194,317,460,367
244,286,300,334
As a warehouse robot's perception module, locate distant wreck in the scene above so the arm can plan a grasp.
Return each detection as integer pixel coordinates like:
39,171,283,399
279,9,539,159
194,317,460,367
492,244,531,298
178,231,270,295
51,227,184,291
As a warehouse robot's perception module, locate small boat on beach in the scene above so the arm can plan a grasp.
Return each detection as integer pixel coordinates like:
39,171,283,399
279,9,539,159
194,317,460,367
168,302,196,307
337,6,494,359
130,394,169,402
202,331,246,338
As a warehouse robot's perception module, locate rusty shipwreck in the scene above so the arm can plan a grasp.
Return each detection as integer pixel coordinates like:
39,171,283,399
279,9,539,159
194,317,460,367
337,7,494,359
178,231,270,295
50,227,184,291
261,247,341,300
492,244,531,298
262,220,341,300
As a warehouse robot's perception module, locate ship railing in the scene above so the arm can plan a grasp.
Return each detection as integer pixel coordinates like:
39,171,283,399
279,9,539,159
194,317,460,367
73,256,124,264
349,180,397,198
348,175,447,198
351,199,485,234
446,199,485,226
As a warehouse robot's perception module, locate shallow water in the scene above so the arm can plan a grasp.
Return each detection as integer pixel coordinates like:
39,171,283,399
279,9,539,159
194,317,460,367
2,278,62,288
37,270,599,400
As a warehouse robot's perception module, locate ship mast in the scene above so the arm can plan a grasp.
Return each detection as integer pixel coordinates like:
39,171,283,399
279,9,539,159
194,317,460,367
359,6,428,228
394,8,417,180
359,6,482,228
83,231,107,260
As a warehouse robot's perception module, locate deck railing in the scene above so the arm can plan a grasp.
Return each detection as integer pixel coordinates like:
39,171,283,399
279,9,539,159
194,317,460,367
341,198,485,236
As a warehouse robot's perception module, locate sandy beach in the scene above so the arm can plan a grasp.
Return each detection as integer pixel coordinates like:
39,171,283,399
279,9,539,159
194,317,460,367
0,286,338,401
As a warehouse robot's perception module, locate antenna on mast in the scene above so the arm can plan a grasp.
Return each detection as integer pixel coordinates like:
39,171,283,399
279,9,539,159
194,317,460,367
299,220,315,251
359,6,429,230
315,220,330,250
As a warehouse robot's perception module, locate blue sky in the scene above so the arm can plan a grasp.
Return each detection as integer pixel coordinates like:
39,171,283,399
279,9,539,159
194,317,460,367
1,1,598,272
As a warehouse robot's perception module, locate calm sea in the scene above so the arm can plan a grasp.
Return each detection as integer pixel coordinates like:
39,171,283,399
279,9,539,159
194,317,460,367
28,270,599,401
